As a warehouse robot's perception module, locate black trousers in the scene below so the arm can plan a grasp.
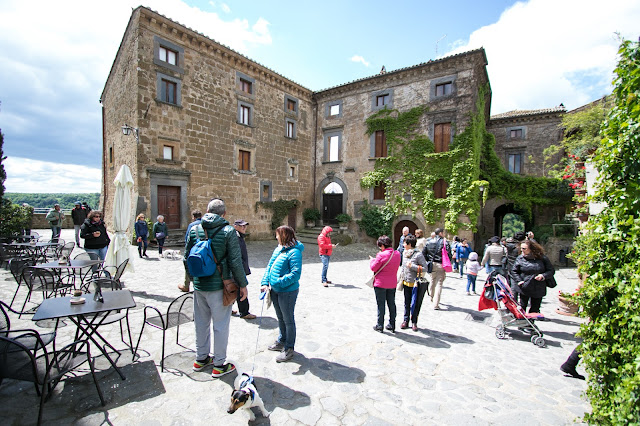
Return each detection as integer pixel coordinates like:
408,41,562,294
403,283,428,324
374,287,396,328
520,295,542,313
236,288,250,316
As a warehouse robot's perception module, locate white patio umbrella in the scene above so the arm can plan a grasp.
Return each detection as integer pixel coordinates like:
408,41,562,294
104,164,134,276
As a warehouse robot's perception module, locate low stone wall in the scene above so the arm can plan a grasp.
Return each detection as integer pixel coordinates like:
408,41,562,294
30,213,74,229
544,237,576,267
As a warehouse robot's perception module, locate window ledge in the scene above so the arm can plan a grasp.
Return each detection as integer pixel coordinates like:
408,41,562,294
321,160,343,164
285,136,297,141
236,122,255,128
368,157,387,161
156,158,182,165
233,168,256,175
155,99,182,108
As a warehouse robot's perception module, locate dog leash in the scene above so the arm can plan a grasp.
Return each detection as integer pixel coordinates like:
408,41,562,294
249,287,268,377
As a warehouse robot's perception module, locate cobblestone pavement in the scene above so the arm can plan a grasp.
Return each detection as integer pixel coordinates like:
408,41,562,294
0,229,589,425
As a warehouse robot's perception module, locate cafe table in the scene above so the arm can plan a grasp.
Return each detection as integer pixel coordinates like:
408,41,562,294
32,289,136,380
34,259,104,290
9,241,60,263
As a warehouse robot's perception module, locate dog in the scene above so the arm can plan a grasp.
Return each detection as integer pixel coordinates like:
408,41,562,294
161,249,180,260
227,364,270,421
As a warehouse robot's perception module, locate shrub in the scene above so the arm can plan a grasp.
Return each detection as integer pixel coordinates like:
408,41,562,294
303,208,321,222
335,213,352,224
356,201,393,239
0,199,33,236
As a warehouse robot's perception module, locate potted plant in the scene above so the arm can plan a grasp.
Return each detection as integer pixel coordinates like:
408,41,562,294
335,213,352,230
556,290,579,316
303,208,321,228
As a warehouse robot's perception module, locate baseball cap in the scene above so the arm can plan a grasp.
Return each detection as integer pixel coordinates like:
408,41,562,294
234,219,249,226
75,201,81,205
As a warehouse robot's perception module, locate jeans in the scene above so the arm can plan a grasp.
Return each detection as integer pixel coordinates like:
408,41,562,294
74,225,82,246
157,238,166,254
320,255,330,283
85,246,109,275
487,265,504,275
374,286,396,328
271,289,298,350
193,290,232,365
51,226,62,242
137,237,148,256
402,282,428,324
429,262,446,308
459,258,468,277
466,274,477,292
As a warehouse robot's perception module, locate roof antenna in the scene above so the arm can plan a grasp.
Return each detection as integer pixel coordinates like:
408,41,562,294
435,34,447,57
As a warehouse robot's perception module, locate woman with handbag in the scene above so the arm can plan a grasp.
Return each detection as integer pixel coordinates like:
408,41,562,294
134,213,149,258
370,235,401,333
512,239,556,313
399,234,430,331
261,225,304,363
152,215,169,255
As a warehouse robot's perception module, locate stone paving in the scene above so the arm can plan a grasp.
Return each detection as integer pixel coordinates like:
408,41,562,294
0,229,590,425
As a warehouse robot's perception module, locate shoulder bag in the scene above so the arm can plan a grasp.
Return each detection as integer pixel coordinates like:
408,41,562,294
365,253,393,288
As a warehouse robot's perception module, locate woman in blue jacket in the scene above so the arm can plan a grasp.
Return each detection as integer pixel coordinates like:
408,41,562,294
261,225,304,363
134,213,149,258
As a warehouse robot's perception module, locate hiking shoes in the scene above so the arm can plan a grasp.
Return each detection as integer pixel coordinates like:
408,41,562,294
240,313,257,319
211,363,236,378
276,348,294,363
373,324,383,333
385,323,395,333
193,356,213,371
268,341,285,351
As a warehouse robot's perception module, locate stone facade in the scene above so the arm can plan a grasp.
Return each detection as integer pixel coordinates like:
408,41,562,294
100,6,569,243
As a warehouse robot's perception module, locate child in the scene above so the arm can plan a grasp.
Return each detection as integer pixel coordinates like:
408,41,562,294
465,252,481,295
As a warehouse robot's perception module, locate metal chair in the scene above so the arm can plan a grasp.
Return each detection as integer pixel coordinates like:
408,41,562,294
8,257,36,309
0,333,105,425
0,300,56,351
98,258,129,288
133,292,194,371
59,242,75,260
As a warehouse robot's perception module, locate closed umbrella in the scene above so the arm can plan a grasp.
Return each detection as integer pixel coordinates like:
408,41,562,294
104,164,134,275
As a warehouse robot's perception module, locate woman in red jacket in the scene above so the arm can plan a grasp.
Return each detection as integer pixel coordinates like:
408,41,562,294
317,226,336,287
370,235,401,333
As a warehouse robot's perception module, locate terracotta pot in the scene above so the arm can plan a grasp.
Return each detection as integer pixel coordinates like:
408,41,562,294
575,161,585,168
574,188,587,196
574,176,586,183
556,295,579,316
577,212,589,222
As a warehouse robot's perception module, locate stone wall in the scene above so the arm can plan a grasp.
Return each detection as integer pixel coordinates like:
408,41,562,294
30,213,74,230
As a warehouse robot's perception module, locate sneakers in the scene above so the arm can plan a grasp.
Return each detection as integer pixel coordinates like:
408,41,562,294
192,356,214,371
322,282,328,287
240,313,257,319
400,321,409,329
385,323,395,333
412,324,418,332
373,324,383,333
268,341,285,351
276,348,294,363
466,291,471,295
211,363,236,378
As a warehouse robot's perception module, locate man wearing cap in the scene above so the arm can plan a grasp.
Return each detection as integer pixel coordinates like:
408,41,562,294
482,236,507,275
233,219,256,319
71,201,88,247
45,203,64,242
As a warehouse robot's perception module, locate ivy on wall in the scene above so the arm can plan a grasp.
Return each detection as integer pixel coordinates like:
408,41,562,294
360,85,572,233
255,199,300,230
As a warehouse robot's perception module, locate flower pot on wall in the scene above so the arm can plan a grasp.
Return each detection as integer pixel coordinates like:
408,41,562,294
306,220,315,228
339,223,348,230
556,295,579,316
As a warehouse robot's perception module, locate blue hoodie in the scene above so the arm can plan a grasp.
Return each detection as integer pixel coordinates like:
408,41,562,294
261,241,304,292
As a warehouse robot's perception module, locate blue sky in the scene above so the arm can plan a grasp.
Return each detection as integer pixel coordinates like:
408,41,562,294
0,0,638,193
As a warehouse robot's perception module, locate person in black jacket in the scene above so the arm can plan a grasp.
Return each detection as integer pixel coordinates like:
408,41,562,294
80,211,111,272
511,239,555,313
71,201,88,247
504,231,527,303
233,219,255,319
422,228,452,310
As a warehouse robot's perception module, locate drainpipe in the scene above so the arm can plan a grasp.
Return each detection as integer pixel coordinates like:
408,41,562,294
312,99,318,209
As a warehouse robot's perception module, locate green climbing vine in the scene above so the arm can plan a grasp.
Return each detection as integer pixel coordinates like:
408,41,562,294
360,85,572,233
255,199,300,230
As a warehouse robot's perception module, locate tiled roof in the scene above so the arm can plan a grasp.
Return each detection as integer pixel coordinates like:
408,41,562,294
490,106,566,120
315,48,488,94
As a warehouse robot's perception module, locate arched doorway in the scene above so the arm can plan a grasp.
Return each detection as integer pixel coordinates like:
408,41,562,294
322,182,343,224
493,204,530,237
393,220,418,249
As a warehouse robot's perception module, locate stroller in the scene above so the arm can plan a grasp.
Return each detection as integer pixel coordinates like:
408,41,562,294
479,271,546,347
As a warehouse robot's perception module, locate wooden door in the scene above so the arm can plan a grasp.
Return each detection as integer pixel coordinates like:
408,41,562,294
322,194,343,224
288,207,297,230
157,185,180,229
393,220,417,249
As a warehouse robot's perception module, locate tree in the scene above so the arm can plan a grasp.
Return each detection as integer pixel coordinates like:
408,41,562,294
572,38,640,424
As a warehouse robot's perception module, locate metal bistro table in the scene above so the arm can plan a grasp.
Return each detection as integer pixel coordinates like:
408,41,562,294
32,290,136,380
10,241,60,263
34,259,104,291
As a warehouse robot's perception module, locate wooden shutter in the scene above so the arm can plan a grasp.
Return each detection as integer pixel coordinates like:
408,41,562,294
434,123,451,153
434,179,448,199
375,130,387,157
373,181,386,200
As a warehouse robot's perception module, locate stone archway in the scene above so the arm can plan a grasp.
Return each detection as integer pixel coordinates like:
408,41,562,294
493,203,531,237
316,176,348,225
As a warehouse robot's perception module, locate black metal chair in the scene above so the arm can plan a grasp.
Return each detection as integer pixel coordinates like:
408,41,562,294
8,257,36,309
0,300,56,351
133,292,194,371
0,332,105,425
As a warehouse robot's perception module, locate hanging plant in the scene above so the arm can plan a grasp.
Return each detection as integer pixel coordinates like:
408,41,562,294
255,199,300,230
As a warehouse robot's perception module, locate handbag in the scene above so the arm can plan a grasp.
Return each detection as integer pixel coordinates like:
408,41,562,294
209,235,239,306
441,245,453,273
365,252,394,288
546,276,558,288
155,232,165,239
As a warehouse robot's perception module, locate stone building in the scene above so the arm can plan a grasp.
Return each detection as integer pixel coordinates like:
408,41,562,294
101,6,570,242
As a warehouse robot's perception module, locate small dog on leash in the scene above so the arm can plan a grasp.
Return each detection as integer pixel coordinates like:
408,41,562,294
161,249,180,260
227,364,270,421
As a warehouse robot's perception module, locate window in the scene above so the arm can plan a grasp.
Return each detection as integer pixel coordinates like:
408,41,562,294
153,36,184,74
510,129,523,139
376,94,389,107
240,79,252,95
109,146,113,164
284,95,298,115
262,184,269,199
239,150,251,171
289,166,296,177
159,46,177,65
374,130,387,158
434,179,448,199
328,135,339,162
330,104,340,116
435,82,452,97
163,146,173,160
237,101,253,126
508,153,523,174
434,123,451,153
286,121,296,138
156,72,181,106
324,130,342,162
373,181,386,200
325,100,343,117
260,180,272,202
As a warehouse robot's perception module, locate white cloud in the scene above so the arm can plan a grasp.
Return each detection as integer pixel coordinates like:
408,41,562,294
350,55,370,67
446,0,640,113
221,3,231,13
4,157,101,193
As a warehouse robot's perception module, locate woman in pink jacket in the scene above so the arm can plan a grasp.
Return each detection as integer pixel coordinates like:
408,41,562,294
317,226,335,287
370,235,401,333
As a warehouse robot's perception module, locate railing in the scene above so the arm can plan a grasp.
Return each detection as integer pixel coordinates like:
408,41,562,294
33,208,73,215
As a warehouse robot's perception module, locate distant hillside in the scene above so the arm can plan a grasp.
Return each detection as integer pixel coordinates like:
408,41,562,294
4,193,100,210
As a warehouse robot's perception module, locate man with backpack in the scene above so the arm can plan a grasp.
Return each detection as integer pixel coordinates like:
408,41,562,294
183,199,248,378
